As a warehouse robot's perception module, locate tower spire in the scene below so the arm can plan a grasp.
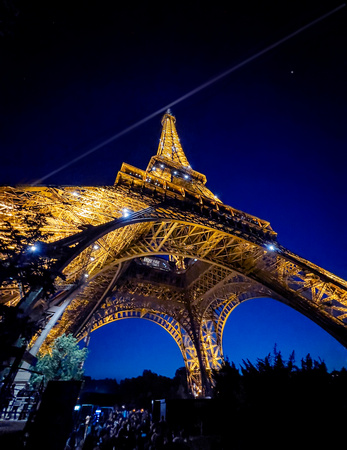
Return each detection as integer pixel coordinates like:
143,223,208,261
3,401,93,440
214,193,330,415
157,110,190,167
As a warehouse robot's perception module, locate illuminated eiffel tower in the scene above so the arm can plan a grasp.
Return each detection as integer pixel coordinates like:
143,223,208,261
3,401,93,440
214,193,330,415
1,110,347,396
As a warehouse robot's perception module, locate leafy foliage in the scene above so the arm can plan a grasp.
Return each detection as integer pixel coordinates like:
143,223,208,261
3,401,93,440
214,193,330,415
30,334,88,386
213,348,347,448
0,211,56,297
0,210,59,367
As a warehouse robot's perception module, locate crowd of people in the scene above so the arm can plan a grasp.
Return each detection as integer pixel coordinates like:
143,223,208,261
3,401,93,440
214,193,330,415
64,408,196,450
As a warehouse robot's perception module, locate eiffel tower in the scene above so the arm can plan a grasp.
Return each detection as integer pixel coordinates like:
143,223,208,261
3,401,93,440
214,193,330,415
1,110,347,396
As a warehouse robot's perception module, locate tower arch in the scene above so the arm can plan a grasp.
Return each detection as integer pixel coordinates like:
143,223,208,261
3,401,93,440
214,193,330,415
220,296,347,372
78,307,202,397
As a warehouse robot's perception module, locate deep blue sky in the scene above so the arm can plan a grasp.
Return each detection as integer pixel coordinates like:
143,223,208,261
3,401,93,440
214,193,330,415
1,1,347,379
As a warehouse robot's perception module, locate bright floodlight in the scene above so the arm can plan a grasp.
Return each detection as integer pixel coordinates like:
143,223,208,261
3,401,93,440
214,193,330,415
122,208,130,217
29,244,38,252
268,244,275,251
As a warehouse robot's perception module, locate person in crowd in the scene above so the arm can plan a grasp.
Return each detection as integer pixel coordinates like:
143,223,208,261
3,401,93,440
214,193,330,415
65,408,194,450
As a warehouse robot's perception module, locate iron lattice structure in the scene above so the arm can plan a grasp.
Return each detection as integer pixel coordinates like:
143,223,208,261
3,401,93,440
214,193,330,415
1,111,347,395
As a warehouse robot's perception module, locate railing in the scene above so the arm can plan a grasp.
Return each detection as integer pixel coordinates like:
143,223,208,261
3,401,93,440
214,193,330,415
0,381,44,422
1,392,34,421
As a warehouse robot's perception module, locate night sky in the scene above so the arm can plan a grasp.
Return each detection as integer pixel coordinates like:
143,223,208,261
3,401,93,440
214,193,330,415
1,1,347,380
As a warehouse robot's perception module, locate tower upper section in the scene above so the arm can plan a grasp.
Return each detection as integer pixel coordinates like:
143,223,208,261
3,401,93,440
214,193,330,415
145,111,217,200
112,112,275,239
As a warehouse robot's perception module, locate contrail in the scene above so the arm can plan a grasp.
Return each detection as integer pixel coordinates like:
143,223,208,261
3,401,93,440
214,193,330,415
31,4,345,186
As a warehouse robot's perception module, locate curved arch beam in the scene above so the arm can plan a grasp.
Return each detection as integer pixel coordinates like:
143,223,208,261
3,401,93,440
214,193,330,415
41,209,347,349
78,307,202,397
200,287,275,375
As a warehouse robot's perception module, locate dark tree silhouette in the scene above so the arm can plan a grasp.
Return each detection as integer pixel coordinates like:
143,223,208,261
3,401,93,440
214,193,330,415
213,348,347,449
0,210,56,295
0,210,57,380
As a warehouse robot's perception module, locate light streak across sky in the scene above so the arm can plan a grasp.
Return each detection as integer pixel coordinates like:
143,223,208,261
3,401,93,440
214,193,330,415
31,4,345,186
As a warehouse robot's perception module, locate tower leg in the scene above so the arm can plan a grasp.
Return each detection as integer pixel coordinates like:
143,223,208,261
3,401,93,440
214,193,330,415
200,318,225,392
185,304,214,397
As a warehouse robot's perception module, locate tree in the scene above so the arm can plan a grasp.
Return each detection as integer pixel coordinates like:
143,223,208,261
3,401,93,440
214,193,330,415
212,358,242,401
212,349,345,448
0,210,56,297
173,366,190,398
0,210,59,372
30,334,88,386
